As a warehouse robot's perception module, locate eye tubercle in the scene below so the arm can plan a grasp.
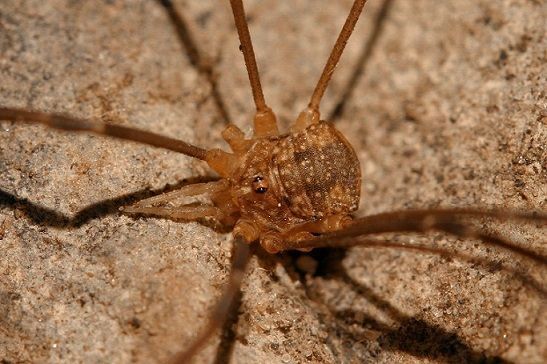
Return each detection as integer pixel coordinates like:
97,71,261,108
252,176,269,193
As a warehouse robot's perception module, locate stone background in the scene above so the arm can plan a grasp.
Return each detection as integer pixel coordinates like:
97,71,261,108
0,0,545,363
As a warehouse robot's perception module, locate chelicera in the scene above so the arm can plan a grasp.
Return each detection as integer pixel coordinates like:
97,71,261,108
0,0,545,362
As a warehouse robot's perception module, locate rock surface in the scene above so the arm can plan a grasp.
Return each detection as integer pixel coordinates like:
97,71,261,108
0,0,545,363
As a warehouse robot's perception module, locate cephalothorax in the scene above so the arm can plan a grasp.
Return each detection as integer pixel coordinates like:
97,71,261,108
170,120,361,253
0,0,545,362
231,120,360,251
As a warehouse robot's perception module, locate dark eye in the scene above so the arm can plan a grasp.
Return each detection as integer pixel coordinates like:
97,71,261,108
252,176,268,193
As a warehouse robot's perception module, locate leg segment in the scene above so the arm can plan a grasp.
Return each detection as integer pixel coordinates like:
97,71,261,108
261,214,354,253
168,234,251,364
229,0,279,137
294,208,547,265
294,0,368,131
121,181,231,221
0,107,207,159
285,214,353,235
221,124,252,154
329,0,394,121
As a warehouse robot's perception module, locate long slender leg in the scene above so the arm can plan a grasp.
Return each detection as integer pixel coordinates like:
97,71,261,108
294,0,368,130
229,0,278,137
0,107,208,160
168,234,251,364
292,209,547,264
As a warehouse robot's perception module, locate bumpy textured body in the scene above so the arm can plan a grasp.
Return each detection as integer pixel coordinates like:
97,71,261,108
224,121,361,251
272,122,360,218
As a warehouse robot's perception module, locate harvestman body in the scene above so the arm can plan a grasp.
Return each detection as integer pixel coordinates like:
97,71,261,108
0,0,546,362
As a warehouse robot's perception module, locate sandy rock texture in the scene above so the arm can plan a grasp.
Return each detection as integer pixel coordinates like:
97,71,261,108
0,0,545,363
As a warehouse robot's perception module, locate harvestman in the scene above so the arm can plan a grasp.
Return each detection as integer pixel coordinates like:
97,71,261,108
0,0,546,362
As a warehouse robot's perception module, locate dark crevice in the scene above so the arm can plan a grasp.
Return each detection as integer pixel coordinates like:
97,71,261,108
213,288,243,364
299,240,546,296
291,248,517,363
0,176,217,228
158,0,231,125
329,0,395,122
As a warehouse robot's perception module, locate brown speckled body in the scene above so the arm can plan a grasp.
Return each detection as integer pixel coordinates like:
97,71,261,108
229,121,361,237
273,122,360,218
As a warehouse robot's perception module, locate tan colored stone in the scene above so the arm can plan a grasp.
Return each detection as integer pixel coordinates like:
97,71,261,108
0,1,545,363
